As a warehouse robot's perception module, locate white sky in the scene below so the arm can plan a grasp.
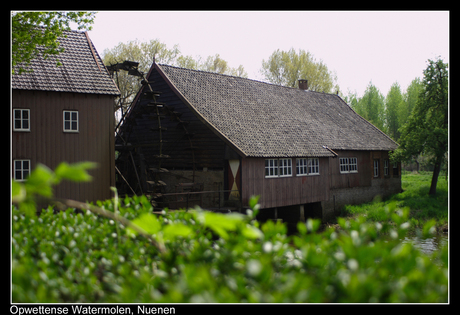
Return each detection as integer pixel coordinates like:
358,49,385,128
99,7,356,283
88,11,449,97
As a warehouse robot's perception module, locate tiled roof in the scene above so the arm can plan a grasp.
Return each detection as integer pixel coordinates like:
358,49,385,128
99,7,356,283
157,64,398,158
12,30,120,96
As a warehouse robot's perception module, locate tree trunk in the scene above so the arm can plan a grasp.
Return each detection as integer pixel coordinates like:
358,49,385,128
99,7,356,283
429,158,442,195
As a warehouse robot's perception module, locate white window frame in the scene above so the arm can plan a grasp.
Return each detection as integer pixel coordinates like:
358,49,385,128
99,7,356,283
13,109,30,131
340,157,358,174
339,158,349,173
308,158,320,175
14,159,30,181
296,158,308,176
279,158,292,177
265,159,278,178
373,159,380,178
63,110,79,132
296,158,320,176
349,157,358,173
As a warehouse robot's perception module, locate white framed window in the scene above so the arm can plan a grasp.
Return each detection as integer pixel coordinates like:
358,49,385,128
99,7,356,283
384,159,389,176
308,158,319,175
279,158,292,177
296,158,308,175
373,159,380,178
349,157,358,173
13,109,30,131
63,110,79,132
296,158,320,176
265,159,278,178
14,159,30,181
340,157,358,174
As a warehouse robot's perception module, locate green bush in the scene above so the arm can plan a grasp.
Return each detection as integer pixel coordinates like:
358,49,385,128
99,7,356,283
11,163,448,303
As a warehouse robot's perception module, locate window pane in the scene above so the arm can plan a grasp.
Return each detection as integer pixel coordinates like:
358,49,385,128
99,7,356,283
23,120,29,129
14,110,21,119
65,121,70,130
15,171,22,180
23,160,29,170
64,112,70,120
23,110,28,119
15,161,21,169
72,121,77,130
71,112,77,120
15,120,22,129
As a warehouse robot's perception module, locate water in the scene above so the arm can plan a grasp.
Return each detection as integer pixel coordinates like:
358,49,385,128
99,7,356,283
402,233,448,255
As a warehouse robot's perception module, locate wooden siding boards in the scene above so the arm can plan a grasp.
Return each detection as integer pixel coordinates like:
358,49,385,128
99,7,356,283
241,157,329,209
329,150,372,189
12,90,115,202
118,66,227,170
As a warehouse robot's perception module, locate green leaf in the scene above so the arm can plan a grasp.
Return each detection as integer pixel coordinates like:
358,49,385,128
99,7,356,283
306,218,321,233
194,211,244,240
249,195,260,210
422,219,437,238
54,161,97,183
241,224,263,239
24,164,55,197
12,180,26,204
128,213,161,236
163,224,193,240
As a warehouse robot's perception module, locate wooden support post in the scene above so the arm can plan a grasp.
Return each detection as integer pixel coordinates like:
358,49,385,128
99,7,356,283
300,205,305,222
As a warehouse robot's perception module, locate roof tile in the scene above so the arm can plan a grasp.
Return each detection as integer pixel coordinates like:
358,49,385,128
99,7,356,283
158,64,398,158
12,30,120,96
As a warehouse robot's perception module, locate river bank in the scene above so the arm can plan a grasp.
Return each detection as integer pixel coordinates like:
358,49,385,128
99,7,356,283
338,171,448,233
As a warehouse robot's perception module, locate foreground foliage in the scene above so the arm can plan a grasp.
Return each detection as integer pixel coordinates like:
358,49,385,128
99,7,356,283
11,163,448,303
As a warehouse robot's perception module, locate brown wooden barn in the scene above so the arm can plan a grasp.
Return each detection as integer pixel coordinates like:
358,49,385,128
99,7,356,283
115,62,401,222
12,30,120,202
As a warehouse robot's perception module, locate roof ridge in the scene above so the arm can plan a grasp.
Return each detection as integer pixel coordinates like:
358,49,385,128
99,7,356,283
158,63,340,96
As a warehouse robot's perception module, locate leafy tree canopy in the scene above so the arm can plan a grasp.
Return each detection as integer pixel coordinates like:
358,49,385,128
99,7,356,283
391,58,448,195
260,48,339,93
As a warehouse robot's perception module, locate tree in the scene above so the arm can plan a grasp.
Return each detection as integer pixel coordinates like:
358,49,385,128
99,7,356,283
176,53,248,77
12,11,96,74
391,58,448,195
103,39,181,113
103,40,248,116
403,78,423,122
260,48,339,93
385,82,404,141
354,82,385,131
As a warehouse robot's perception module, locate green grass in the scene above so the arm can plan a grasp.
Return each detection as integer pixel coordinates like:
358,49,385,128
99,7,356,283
341,172,448,231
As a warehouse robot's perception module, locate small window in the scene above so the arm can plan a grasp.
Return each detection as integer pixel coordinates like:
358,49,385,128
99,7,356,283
13,109,30,131
374,159,380,178
14,159,30,181
279,158,292,177
308,158,319,175
296,158,308,176
63,110,78,132
339,158,349,173
349,157,358,173
384,159,389,176
265,159,278,178
340,157,358,174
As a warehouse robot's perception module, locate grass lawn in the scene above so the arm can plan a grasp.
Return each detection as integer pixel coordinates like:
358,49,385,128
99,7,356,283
341,171,448,233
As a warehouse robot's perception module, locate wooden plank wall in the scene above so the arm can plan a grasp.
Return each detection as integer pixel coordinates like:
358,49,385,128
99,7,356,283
241,157,330,209
12,90,115,202
328,150,372,189
119,67,226,170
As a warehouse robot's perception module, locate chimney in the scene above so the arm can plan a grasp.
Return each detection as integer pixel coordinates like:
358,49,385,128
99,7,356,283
298,79,308,90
